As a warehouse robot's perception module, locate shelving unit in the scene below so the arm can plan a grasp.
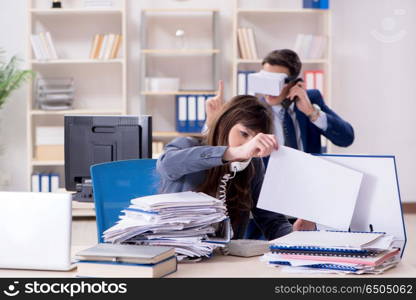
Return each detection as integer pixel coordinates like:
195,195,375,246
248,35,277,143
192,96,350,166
26,0,127,194
232,0,332,152
139,8,220,158
31,59,124,64
232,1,332,99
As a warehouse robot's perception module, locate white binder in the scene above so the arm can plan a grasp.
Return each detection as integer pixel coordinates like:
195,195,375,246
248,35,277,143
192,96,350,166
318,154,407,257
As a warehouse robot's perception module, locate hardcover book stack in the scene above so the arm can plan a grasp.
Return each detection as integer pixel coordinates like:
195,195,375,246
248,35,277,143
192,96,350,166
76,243,177,278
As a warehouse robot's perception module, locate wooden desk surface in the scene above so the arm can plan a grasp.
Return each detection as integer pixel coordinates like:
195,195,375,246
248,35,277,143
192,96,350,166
0,246,415,278
2,214,415,278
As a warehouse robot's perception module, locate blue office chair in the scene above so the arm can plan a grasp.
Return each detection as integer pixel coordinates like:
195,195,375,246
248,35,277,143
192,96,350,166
90,159,160,243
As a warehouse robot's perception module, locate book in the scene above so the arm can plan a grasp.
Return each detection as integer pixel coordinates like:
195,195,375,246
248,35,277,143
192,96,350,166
76,243,177,278
89,34,101,59
110,34,122,59
45,32,58,60
242,28,253,59
39,32,52,59
270,230,385,249
30,34,43,60
98,34,109,59
237,28,250,59
104,34,115,59
93,34,104,59
76,243,176,264
77,257,177,278
246,28,258,60
294,34,327,59
38,32,51,60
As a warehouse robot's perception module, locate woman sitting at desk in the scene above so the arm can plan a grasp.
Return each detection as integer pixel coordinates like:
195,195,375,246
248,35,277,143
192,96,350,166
157,95,312,240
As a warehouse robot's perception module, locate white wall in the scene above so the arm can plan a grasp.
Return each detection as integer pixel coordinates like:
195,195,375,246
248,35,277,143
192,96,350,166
331,0,416,202
0,0,28,191
0,0,415,202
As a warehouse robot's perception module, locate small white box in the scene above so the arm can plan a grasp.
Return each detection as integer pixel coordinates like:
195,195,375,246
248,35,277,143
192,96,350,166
149,77,180,92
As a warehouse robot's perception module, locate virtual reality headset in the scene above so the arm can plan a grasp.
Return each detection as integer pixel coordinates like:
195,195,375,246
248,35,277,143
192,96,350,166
247,70,299,96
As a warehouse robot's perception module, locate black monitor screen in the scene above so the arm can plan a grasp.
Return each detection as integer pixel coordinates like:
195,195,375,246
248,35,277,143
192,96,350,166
64,115,152,191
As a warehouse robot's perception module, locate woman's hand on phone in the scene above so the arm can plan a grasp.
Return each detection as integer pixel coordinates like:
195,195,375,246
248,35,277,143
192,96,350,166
224,133,278,161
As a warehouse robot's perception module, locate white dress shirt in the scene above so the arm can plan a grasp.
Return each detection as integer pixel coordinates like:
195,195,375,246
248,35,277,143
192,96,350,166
272,103,328,151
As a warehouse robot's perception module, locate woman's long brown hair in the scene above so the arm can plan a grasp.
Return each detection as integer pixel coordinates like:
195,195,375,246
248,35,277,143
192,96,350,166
197,95,274,230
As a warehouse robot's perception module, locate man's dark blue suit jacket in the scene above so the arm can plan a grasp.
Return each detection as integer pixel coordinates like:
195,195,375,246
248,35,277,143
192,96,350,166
296,89,354,153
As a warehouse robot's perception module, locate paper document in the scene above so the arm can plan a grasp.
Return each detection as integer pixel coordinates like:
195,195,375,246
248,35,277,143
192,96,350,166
257,146,364,230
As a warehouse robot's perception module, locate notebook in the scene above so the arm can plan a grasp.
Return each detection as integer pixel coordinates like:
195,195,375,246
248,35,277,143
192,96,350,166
270,248,400,267
269,230,385,249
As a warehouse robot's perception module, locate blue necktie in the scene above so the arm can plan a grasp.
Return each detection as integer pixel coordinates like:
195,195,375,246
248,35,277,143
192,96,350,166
283,108,299,149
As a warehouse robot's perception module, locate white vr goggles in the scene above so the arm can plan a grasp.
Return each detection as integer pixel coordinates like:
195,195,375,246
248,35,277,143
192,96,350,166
248,71,299,96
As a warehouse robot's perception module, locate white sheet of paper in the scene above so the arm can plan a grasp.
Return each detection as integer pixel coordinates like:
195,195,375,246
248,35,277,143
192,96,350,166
257,146,364,230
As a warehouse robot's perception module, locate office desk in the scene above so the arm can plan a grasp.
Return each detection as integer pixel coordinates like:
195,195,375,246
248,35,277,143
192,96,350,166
0,246,415,278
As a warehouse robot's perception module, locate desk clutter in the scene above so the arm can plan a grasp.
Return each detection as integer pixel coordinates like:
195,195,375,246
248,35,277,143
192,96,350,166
103,192,229,261
76,243,176,278
261,230,400,275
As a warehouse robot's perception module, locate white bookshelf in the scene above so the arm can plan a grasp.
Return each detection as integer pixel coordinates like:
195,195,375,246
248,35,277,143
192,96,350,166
31,59,124,64
30,8,123,15
232,0,332,152
26,0,127,194
140,8,220,158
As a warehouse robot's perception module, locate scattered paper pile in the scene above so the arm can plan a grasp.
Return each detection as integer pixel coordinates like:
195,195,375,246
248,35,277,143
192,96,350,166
262,230,400,274
104,191,229,260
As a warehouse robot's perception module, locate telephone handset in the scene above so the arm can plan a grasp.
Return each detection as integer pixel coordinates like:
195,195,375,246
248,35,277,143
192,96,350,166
230,159,252,173
281,77,304,109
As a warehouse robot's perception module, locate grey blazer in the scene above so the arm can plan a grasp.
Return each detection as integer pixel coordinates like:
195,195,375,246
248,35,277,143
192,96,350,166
156,137,293,240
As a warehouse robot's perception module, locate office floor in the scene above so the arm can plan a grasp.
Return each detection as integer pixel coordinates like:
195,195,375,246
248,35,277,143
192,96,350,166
72,214,416,267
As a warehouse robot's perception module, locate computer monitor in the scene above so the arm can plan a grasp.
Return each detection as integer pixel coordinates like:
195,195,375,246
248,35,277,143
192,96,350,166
64,115,152,201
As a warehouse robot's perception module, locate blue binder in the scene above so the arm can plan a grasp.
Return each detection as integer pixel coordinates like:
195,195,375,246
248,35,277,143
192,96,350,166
303,0,329,9
238,70,256,95
90,159,160,243
176,94,215,133
176,95,188,133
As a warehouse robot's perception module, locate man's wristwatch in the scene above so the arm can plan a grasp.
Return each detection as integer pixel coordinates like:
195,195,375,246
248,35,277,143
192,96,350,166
308,104,321,121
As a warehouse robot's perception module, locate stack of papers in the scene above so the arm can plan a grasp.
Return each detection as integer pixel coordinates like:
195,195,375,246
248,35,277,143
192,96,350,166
262,230,400,274
103,192,229,260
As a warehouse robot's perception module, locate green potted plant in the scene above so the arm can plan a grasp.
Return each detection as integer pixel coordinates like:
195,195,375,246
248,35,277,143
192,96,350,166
0,49,34,110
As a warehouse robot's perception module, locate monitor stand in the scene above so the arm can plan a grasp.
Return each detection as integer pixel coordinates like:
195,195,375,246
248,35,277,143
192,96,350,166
72,179,93,202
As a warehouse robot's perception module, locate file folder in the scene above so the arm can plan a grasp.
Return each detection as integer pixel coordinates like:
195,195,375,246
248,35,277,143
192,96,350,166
176,96,187,133
197,96,206,130
187,95,197,132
